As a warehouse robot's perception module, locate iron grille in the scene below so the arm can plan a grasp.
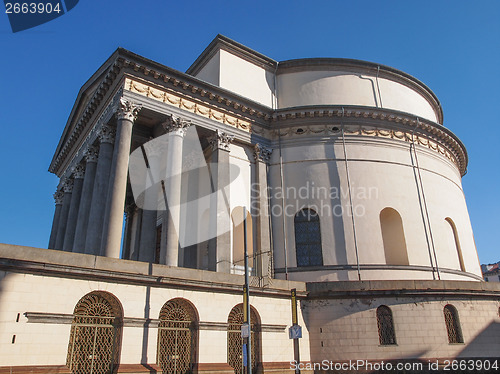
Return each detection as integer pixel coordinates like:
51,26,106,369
227,305,260,374
376,305,396,345
66,292,122,374
294,209,323,267
444,305,463,343
157,299,197,374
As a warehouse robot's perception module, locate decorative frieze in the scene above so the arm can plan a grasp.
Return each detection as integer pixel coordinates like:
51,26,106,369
162,114,191,137
83,145,99,163
253,143,273,163
126,78,252,132
208,130,234,152
276,125,460,170
98,124,116,144
116,98,142,122
53,190,64,205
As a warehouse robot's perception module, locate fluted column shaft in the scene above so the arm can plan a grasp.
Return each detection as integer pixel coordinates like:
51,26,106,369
62,164,85,251
85,125,115,255
254,144,273,278
48,190,64,249
73,146,99,253
138,141,161,263
101,99,141,258
54,179,73,250
207,130,233,273
160,115,190,266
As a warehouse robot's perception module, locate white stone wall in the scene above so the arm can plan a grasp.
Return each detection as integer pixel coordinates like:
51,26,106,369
269,133,480,282
0,268,308,367
303,296,500,362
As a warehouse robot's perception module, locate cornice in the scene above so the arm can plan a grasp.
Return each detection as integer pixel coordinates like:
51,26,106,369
271,106,467,176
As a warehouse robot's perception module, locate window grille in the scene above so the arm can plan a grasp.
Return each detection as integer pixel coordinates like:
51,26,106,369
376,305,396,345
444,305,463,343
157,298,198,374
66,292,123,374
227,304,260,374
294,209,323,267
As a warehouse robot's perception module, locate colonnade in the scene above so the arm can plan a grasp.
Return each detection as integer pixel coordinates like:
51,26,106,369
48,97,273,275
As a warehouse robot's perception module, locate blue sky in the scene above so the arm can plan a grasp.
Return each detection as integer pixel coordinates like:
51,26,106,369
0,1,498,264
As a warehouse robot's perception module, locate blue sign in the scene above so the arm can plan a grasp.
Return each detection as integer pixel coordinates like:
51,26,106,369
242,343,248,367
289,325,302,339
4,0,80,33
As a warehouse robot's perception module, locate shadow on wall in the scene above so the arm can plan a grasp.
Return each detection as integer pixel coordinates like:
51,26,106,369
458,320,500,359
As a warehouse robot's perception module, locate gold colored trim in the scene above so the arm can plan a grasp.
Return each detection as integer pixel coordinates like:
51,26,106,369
125,78,252,133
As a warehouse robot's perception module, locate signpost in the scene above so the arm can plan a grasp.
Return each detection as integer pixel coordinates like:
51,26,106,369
289,288,301,374
243,207,252,374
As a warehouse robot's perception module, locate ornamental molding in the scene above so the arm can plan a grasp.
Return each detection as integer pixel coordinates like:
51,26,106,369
84,145,99,163
62,178,74,193
72,164,85,179
116,98,142,122
126,78,255,133
98,124,116,144
208,129,234,152
272,107,466,176
53,190,64,205
49,59,124,174
162,114,191,137
278,124,463,172
254,143,273,162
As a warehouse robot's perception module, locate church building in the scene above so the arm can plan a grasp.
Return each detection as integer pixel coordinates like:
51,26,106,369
0,35,499,373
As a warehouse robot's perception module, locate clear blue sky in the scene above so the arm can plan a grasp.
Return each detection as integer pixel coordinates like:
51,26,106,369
0,1,498,264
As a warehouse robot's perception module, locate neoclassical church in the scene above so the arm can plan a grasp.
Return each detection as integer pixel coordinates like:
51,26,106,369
0,35,499,373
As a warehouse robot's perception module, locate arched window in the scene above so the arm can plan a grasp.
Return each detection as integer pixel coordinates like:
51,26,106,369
157,298,198,373
444,304,463,343
294,208,323,267
380,208,409,266
232,207,253,268
445,218,465,272
227,304,261,373
66,291,123,374
376,305,396,345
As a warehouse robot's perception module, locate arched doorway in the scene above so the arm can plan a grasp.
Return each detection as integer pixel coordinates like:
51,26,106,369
157,298,199,373
66,291,123,374
227,304,260,373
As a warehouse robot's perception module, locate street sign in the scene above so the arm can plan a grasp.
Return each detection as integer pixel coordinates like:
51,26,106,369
241,323,250,338
289,324,302,339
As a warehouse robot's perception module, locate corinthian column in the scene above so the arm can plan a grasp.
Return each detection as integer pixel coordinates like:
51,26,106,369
85,125,115,255
101,99,141,258
54,178,73,250
73,145,99,253
62,163,85,251
160,115,190,267
253,143,273,279
48,190,64,249
207,130,234,273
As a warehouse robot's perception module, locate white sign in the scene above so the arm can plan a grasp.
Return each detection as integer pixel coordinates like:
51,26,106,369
241,323,250,338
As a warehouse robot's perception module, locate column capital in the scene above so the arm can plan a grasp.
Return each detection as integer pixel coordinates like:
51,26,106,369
253,143,273,163
84,145,99,163
209,129,234,152
53,190,64,205
98,125,116,144
116,98,142,122
162,114,191,137
62,178,74,193
72,163,85,179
